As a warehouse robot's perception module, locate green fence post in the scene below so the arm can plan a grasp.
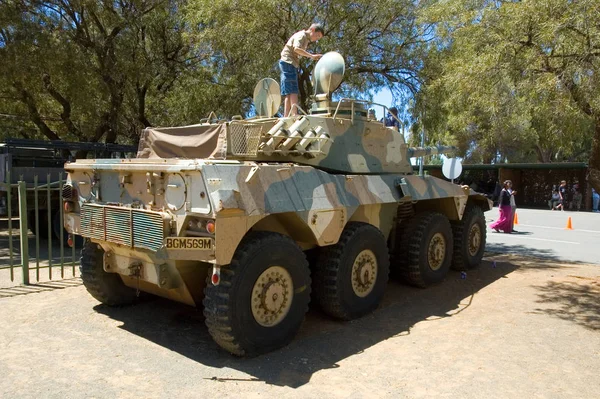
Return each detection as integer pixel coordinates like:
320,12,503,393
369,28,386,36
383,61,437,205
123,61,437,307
34,175,40,282
47,173,52,279
7,170,14,281
18,181,29,285
59,173,64,278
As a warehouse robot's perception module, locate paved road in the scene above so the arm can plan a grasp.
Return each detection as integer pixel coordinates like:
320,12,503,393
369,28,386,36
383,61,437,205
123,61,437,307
485,208,600,264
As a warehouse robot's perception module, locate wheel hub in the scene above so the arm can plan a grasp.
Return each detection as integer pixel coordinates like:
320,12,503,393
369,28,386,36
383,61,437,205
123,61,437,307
468,224,482,257
251,266,293,327
428,232,446,271
351,249,378,297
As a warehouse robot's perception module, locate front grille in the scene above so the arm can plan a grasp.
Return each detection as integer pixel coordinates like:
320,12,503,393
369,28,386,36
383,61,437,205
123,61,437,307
105,208,132,246
80,204,165,251
80,205,104,240
132,211,164,251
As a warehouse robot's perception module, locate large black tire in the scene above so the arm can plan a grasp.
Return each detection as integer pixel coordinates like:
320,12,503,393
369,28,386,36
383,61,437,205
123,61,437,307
79,241,138,306
28,209,51,239
389,224,409,281
451,205,486,271
203,232,311,356
313,222,390,320
398,212,453,288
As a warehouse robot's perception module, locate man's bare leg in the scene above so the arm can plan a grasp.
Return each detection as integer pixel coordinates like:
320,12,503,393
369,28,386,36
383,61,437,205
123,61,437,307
289,93,299,116
283,96,290,117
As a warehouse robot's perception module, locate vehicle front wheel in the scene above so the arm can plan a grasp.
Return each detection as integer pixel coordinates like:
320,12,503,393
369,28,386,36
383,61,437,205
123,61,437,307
203,231,311,356
80,241,138,306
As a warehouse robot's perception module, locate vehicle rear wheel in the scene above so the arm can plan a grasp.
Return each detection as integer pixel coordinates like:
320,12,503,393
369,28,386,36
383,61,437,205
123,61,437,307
203,231,311,356
80,241,138,306
451,205,486,271
313,222,390,320
397,212,453,288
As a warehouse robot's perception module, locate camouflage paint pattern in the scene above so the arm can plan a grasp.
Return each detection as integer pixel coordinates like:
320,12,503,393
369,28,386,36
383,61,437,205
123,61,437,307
63,56,492,306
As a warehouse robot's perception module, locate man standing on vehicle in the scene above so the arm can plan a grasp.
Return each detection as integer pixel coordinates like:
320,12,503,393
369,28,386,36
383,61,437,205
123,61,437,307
279,24,324,117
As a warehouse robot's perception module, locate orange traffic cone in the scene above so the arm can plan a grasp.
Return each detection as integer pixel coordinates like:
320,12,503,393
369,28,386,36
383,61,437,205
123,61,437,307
565,216,573,230
513,212,519,225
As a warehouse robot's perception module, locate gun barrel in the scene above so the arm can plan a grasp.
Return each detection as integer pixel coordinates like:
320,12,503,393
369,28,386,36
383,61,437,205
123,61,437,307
407,145,456,158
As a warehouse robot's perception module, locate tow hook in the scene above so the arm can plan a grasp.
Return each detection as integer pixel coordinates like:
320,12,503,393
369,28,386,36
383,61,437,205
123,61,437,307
129,262,142,297
211,265,221,286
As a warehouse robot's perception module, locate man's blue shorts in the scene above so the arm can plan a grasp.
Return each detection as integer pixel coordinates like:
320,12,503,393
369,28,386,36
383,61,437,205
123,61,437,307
279,60,299,96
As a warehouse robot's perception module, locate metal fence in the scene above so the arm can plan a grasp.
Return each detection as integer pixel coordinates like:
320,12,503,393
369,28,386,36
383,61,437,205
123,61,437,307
0,171,80,286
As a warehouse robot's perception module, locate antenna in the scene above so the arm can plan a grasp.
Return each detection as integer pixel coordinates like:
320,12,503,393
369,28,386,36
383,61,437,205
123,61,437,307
253,78,281,118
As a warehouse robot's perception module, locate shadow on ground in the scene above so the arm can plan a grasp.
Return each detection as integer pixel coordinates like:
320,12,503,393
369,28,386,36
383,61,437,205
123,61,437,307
0,278,82,298
486,242,580,263
0,234,81,289
94,258,519,388
533,276,600,331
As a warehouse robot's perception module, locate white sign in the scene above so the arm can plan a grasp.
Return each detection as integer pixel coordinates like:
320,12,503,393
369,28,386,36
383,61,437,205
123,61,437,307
442,158,463,180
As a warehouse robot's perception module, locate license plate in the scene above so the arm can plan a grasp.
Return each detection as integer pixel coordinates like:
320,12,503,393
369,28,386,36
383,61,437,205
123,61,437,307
165,237,213,250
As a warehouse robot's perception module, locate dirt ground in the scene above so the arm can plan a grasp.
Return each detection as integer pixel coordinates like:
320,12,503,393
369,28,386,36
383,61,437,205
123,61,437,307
0,253,599,398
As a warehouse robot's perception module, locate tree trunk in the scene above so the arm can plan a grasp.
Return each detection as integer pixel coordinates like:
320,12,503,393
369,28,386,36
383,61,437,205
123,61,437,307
15,83,61,141
136,84,151,127
534,144,546,163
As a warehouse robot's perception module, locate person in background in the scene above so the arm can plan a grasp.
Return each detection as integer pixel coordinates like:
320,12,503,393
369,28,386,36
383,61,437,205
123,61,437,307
508,183,517,232
382,107,401,131
557,180,567,211
490,180,515,233
592,187,599,212
368,108,376,120
570,181,582,211
549,185,560,210
279,23,324,117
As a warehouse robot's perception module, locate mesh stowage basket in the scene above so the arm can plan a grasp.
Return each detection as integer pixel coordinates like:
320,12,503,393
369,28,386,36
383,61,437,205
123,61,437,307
228,122,263,156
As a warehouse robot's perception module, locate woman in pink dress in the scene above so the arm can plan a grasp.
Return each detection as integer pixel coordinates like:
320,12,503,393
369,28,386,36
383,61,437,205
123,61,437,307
490,180,515,233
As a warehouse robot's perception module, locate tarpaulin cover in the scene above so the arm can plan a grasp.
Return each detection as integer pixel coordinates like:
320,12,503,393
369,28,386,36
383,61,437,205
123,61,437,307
137,124,227,159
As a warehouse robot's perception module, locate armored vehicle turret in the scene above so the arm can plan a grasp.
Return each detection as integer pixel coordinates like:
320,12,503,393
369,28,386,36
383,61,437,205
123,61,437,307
64,52,492,356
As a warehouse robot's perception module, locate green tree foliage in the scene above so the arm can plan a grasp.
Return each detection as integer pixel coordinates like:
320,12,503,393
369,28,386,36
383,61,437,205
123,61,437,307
0,0,198,143
183,0,429,113
0,0,433,142
419,0,600,189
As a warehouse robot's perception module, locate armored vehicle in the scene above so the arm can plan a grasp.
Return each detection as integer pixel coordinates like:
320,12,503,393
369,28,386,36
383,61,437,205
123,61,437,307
63,52,492,356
